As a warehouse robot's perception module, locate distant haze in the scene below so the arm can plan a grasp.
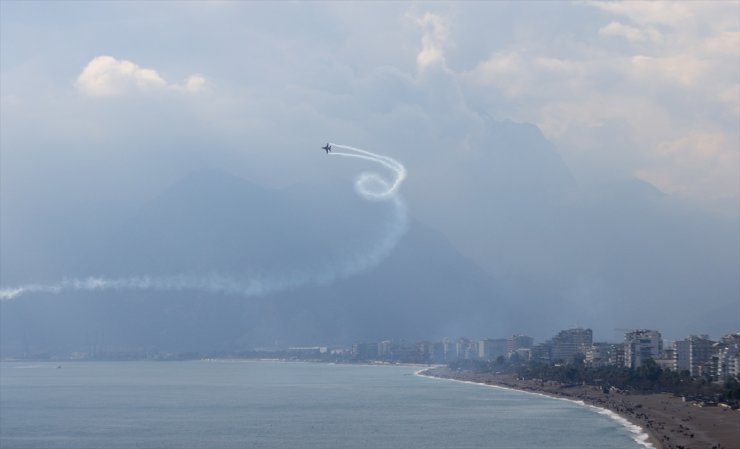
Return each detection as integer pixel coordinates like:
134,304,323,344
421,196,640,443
1,2,738,355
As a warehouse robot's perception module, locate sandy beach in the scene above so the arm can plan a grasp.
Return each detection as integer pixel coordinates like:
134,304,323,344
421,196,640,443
423,368,739,449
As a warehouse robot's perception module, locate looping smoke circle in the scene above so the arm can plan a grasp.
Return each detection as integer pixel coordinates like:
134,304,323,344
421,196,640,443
355,172,394,201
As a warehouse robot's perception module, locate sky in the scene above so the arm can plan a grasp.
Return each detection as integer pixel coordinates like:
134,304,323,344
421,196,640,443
2,1,738,207
1,1,739,346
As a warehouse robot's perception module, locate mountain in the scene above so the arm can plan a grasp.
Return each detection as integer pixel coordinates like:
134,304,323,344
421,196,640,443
399,118,739,341
2,118,737,355
0,170,501,355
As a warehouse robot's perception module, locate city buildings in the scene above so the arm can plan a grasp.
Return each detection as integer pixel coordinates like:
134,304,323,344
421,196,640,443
507,335,533,355
624,329,663,369
674,335,715,377
532,328,593,363
674,338,691,373
712,333,740,381
358,329,736,383
455,338,478,361
478,338,507,361
352,342,378,360
586,342,623,367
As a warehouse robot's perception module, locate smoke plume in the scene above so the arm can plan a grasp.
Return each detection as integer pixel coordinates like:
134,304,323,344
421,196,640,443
0,145,407,300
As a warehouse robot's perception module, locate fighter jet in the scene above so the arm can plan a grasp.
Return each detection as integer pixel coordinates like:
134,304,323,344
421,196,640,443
322,143,332,153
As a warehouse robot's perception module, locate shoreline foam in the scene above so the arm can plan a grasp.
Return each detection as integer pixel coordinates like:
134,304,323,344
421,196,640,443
415,369,657,449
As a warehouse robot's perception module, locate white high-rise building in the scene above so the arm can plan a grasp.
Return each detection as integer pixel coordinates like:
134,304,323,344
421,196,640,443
674,339,690,373
478,338,507,361
551,328,592,363
507,335,533,356
689,335,714,377
675,335,715,377
624,330,662,369
715,333,740,380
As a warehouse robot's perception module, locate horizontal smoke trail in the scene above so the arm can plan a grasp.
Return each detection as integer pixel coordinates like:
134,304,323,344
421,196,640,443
0,145,407,301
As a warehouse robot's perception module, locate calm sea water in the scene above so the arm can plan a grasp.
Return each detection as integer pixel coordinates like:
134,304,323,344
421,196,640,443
1,361,648,449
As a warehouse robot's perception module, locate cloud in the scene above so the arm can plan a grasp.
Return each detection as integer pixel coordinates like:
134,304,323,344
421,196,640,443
598,21,661,43
76,56,206,97
6,3,738,210
587,1,695,27
635,131,739,200
458,2,739,206
415,12,449,70
718,84,740,115
182,74,207,93
701,31,740,55
630,54,708,86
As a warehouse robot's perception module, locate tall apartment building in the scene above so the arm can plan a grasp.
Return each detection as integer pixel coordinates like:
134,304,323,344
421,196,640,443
442,338,458,362
674,335,715,377
532,328,592,363
531,341,553,362
654,348,676,370
456,338,478,360
674,339,691,373
587,342,623,367
551,328,593,363
507,335,533,356
711,333,739,380
478,338,508,361
689,335,715,377
378,340,393,360
352,342,378,360
428,341,446,363
624,329,662,369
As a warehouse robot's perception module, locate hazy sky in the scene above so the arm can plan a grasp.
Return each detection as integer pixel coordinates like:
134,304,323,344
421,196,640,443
1,2,738,345
2,1,738,209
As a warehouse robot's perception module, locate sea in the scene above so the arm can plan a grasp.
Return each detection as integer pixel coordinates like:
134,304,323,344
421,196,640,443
0,360,652,449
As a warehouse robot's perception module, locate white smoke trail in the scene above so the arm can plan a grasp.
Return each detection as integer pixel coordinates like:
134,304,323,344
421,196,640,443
328,143,406,200
0,145,407,301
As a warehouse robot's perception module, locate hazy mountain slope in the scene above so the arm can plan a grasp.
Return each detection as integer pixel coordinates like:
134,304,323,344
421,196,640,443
2,119,737,354
0,170,499,355
401,118,739,340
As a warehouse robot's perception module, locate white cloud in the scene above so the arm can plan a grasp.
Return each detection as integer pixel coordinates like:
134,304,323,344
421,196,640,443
415,12,449,70
630,54,708,86
598,21,661,43
635,131,739,200
459,2,739,205
182,74,207,93
465,51,526,97
701,31,740,55
718,84,740,115
17,3,740,208
587,1,695,27
76,56,206,97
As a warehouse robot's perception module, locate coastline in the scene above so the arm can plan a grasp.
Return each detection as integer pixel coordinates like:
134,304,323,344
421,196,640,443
419,368,739,449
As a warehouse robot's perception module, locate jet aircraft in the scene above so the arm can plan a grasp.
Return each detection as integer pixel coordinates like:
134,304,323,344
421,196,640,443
322,143,332,153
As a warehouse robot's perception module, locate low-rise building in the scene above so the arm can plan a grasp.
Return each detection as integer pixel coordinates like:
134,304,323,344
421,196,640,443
654,348,676,370
287,346,327,358
531,341,553,362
